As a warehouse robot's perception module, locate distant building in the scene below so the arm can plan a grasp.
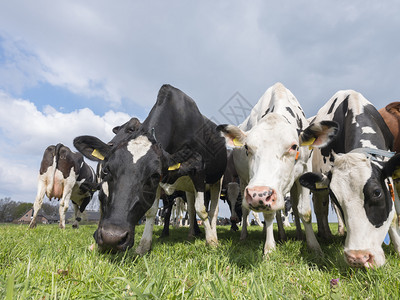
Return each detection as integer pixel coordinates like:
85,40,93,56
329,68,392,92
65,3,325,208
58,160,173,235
16,208,58,224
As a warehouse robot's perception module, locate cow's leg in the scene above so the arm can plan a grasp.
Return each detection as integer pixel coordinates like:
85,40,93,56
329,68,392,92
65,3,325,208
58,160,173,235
334,203,345,236
312,190,333,240
72,202,81,229
185,192,197,238
209,180,221,232
282,211,291,228
389,214,400,256
136,197,160,255
275,210,287,242
174,197,183,228
195,190,218,246
253,211,263,227
263,212,276,256
239,182,249,240
227,182,240,225
59,183,74,229
292,205,303,240
29,179,46,228
393,181,400,227
161,197,173,238
59,195,70,229
294,180,322,254
240,207,249,240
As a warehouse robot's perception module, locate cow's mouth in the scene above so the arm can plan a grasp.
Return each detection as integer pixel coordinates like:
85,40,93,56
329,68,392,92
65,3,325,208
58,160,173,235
344,250,376,268
248,203,272,212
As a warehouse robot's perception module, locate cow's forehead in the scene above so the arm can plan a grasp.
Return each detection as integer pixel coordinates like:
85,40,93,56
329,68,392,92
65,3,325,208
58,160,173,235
127,135,153,164
247,114,298,146
332,153,372,177
330,153,373,198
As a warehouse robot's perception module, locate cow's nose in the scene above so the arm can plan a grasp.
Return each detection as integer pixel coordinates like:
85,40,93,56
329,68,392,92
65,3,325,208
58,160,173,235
344,250,374,268
245,186,276,210
96,224,131,251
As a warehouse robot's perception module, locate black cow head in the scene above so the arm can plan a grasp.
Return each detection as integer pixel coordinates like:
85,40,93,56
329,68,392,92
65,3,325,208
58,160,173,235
74,131,191,252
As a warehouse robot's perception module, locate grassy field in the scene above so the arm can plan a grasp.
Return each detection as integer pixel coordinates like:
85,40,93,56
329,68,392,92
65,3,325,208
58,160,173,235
1,223,400,299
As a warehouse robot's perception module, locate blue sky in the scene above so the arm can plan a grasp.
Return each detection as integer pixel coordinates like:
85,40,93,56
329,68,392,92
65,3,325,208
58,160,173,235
1,1,400,220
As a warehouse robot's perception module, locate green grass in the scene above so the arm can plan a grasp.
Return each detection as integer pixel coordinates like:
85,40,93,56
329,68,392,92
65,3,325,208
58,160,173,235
1,223,400,299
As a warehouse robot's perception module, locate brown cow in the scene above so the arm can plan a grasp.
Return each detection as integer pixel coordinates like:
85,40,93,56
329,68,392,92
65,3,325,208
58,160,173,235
379,102,400,152
379,102,400,227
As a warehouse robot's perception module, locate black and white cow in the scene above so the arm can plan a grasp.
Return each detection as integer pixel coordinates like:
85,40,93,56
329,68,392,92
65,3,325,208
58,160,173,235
218,82,338,255
300,90,400,268
73,84,227,253
30,144,96,229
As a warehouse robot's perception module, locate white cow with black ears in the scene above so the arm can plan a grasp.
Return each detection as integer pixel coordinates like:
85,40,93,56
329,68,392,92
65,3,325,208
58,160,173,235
300,89,400,268
217,82,338,256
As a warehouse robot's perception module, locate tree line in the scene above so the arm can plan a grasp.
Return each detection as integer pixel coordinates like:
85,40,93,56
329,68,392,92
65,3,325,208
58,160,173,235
0,194,100,223
0,197,59,223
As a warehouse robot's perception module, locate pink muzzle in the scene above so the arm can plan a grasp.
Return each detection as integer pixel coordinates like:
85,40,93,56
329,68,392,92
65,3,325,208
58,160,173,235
245,186,277,211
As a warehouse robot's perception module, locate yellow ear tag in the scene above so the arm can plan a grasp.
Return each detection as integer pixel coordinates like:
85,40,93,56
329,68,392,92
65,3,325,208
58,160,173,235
91,149,105,161
168,163,181,171
315,182,327,189
233,138,243,147
392,168,400,180
300,137,316,147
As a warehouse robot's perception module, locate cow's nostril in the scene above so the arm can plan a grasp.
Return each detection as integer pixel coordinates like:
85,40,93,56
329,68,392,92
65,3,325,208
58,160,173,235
118,231,128,246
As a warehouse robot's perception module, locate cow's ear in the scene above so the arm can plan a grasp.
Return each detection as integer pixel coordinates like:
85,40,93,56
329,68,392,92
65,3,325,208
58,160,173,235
382,153,400,179
300,121,339,148
73,136,111,162
113,117,142,134
112,125,121,134
299,172,330,191
216,124,246,148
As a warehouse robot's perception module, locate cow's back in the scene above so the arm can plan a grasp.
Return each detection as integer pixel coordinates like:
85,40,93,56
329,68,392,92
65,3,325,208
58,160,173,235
142,84,227,184
313,90,393,157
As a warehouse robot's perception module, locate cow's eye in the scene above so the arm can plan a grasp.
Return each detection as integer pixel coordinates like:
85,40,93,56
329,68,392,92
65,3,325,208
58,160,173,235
101,166,112,180
291,144,298,151
373,189,382,198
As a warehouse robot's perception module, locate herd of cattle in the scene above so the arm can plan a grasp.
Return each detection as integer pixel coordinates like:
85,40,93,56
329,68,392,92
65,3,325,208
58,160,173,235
28,83,400,268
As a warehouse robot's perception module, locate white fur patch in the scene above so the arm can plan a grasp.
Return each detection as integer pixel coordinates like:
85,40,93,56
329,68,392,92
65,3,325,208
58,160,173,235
360,139,378,149
362,126,376,134
102,182,109,198
127,136,152,164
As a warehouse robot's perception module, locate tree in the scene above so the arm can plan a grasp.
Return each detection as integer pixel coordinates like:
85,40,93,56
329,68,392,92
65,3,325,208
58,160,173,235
13,202,33,220
0,197,18,222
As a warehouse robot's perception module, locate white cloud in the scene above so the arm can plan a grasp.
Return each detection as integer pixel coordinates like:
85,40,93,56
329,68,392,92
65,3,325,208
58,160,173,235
0,90,131,202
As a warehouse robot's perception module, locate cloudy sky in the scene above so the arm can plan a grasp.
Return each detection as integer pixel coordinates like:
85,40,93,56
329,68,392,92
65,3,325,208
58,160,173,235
1,1,400,218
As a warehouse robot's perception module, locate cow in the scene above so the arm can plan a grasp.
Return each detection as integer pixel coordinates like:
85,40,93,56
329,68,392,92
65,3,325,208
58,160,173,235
300,90,400,268
73,84,227,253
171,194,187,228
281,195,293,228
379,102,400,223
30,143,96,229
217,82,338,256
